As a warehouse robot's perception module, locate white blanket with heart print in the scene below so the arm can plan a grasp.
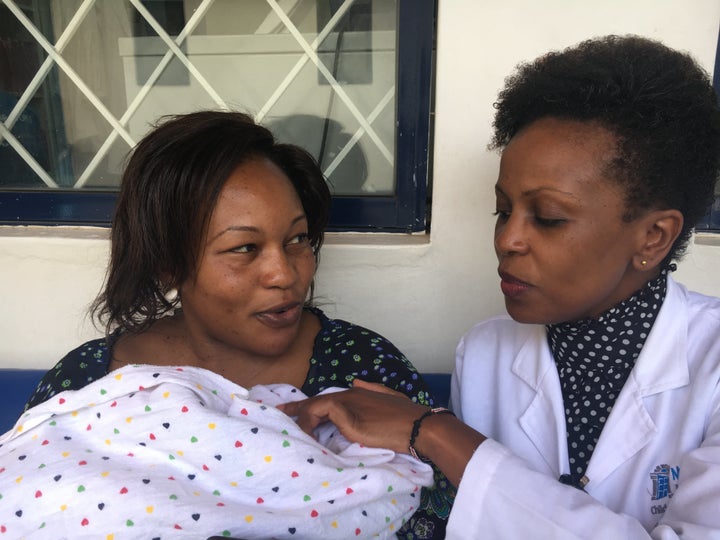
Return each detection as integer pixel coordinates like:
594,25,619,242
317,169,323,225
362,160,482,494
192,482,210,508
0,364,432,539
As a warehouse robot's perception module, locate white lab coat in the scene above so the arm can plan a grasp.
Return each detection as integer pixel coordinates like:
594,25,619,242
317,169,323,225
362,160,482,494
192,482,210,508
446,276,720,539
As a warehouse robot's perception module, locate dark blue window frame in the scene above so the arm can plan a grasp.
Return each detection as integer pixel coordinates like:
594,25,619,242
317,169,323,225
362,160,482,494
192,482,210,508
0,0,435,233
697,24,720,231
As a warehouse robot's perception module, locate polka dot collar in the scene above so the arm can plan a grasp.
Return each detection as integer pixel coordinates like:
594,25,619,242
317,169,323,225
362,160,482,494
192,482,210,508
547,270,669,489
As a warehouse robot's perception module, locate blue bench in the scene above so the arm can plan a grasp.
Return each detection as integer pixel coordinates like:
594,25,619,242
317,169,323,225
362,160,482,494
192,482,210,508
0,370,451,434
0,369,44,434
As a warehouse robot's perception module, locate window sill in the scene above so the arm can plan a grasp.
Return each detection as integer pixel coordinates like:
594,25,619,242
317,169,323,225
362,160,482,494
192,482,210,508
0,225,109,240
324,231,430,247
694,232,720,247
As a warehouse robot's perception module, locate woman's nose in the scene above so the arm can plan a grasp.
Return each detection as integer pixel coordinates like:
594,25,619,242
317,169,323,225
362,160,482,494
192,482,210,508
260,249,297,288
494,216,529,257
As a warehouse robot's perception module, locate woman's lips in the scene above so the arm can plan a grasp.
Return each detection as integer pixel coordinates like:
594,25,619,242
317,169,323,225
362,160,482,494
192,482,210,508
255,303,303,328
499,273,531,298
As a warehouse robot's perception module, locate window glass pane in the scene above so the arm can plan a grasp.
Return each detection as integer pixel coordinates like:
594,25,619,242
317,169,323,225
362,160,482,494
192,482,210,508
0,0,398,196
698,30,720,231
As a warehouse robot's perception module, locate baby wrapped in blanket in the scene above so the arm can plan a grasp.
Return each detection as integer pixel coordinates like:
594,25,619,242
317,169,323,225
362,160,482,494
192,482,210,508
0,365,433,539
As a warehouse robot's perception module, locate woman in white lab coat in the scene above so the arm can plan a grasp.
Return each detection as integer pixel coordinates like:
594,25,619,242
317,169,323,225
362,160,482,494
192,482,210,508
281,35,720,538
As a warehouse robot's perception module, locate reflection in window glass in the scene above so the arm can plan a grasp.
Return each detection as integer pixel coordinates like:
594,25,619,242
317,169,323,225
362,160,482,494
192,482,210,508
0,0,397,196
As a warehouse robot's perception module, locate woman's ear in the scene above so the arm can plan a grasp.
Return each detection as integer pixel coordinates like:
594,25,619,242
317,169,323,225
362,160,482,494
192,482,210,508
632,209,684,271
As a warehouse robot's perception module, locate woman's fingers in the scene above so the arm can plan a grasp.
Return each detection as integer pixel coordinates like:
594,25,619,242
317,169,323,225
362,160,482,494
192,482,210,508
282,396,353,437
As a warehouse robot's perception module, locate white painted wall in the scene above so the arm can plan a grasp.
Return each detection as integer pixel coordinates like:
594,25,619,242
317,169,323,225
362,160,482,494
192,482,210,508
2,0,719,372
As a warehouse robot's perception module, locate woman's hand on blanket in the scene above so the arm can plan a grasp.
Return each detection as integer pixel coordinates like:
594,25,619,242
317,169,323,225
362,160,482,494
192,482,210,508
278,380,428,454
280,379,487,486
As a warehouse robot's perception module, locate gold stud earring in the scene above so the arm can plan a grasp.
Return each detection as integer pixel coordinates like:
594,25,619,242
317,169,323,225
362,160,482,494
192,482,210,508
641,260,647,266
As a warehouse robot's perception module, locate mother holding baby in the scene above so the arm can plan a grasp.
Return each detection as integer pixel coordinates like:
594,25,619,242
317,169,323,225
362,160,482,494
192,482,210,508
13,110,453,538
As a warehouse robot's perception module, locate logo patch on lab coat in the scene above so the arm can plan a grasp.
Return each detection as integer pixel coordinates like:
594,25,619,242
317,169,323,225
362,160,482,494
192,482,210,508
649,464,679,515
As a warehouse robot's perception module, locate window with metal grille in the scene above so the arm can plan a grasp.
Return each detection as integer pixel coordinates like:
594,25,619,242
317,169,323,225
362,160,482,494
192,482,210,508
0,0,434,232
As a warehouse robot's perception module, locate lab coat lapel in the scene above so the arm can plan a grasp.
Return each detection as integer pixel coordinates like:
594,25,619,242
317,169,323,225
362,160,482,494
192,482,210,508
584,278,690,488
513,325,569,476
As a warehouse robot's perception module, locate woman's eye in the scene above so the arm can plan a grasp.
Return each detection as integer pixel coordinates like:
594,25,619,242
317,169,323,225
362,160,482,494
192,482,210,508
288,233,310,245
231,244,256,253
535,216,565,227
493,210,510,221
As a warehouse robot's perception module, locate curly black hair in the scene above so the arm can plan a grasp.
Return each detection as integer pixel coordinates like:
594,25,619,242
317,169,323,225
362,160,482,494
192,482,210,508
93,110,331,334
491,35,720,266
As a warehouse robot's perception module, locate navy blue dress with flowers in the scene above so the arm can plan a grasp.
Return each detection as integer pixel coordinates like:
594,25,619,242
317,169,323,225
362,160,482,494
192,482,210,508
25,307,454,539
